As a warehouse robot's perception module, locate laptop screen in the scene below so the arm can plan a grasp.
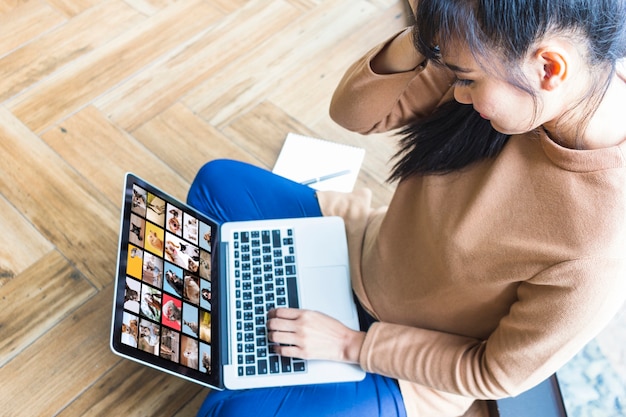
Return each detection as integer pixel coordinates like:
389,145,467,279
111,174,222,389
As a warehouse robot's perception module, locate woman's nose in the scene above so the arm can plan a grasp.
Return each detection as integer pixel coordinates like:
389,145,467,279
454,86,472,105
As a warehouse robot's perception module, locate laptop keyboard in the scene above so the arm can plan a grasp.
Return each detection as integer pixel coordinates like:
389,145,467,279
232,228,307,377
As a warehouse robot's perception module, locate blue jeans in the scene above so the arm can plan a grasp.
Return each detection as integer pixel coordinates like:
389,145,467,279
187,159,406,417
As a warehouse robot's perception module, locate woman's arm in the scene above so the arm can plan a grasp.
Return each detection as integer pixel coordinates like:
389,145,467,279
329,28,454,134
370,27,424,74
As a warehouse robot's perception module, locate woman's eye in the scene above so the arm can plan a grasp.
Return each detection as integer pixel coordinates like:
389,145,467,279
453,78,473,87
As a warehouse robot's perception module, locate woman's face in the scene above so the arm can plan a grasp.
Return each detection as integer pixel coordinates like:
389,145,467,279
442,46,546,135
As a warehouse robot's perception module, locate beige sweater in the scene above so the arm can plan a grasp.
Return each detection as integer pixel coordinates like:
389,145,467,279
318,32,626,417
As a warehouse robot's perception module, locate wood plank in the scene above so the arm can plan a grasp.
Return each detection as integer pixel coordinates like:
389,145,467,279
132,103,262,182
181,0,379,129
56,360,207,417
0,286,119,416
0,107,119,289
205,0,251,15
0,250,96,367
124,0,179,16
8,0,223,133
0,195,53,286
221,101,319,169
269,2,406,128
0,0,65,57
41,105,190,204
173,389,211,417
95,0,300,131
0,0,29,14
0,1,144,102
46,0,105,17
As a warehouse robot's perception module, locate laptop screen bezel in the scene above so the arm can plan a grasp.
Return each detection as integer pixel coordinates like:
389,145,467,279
110,173,223,390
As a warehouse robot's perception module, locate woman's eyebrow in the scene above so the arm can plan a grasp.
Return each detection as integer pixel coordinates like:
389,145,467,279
444,62,473,73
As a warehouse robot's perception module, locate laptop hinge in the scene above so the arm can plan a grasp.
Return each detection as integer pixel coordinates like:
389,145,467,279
219,241,231,366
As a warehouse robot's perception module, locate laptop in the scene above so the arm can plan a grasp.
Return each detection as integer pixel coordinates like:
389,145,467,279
110,173,365,390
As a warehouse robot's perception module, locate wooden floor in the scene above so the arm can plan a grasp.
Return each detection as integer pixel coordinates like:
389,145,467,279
3,1,625,416
0,1,406,415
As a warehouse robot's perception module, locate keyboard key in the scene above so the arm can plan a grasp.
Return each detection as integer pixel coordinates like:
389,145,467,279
286,277,299,308
269,356,280,373
293,361,306,372
280,356,292,373
272,230,281,248
258,359,268,375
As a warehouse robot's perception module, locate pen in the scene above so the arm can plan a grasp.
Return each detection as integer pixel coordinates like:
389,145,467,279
300,169,351,185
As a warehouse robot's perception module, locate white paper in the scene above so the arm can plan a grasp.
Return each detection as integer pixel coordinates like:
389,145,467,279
273,133,365,192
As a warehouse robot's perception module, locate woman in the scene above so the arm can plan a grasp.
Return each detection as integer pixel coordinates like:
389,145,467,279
190,1,626,416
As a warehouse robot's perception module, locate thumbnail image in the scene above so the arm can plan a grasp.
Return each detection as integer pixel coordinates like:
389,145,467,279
144,222,165,257
129,213,145,248
183,212,199,244
146,194,166,226
199,222,212,252
182,303,199,338
142,253,163,288
160,328,180,363
200,279,211,312
124,277,141,313
200,343,211,374
131,185,147,217
166,204,183,236
198,249,211,281
138,318,159,355
126,244,144,280
121,312,139,348
181,336,199,370
140,285,162,322
162,294,182,331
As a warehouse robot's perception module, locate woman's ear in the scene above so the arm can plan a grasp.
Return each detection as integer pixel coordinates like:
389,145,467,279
536,48,569,91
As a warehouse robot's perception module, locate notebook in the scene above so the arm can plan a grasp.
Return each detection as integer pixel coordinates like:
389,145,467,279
273,133,365,192
110,173,365,390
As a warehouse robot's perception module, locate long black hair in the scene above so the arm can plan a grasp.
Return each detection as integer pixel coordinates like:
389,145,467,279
390,0,626,181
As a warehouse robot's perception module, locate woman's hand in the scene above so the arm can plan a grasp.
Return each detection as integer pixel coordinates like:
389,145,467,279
266,308,366,364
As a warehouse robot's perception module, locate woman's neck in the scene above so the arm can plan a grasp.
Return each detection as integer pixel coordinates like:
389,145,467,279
545,69,626,150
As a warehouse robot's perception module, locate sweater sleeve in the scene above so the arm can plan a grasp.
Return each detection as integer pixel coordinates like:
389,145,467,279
329,30,455,134
359,258,626,399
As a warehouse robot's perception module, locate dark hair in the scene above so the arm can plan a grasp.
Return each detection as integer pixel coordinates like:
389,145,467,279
390,0,626,181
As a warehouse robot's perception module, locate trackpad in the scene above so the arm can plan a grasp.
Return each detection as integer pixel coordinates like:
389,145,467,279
299,266,355,323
